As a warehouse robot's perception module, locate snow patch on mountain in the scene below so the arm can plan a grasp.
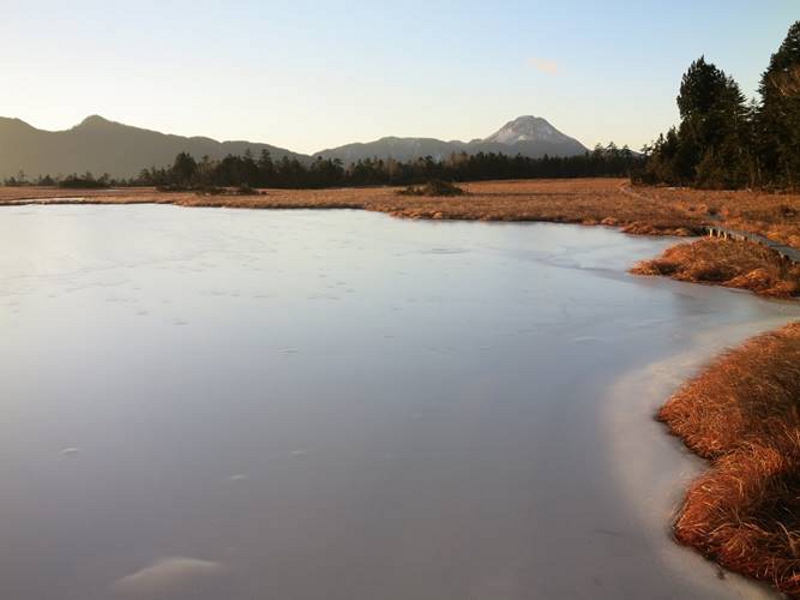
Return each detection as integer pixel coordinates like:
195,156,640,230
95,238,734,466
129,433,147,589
484,116,568,145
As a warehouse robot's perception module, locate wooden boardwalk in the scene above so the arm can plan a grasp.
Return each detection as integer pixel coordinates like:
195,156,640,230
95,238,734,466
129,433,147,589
705,224,800,264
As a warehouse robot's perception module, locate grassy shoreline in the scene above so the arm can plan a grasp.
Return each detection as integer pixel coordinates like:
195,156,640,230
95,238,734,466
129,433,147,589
2,178,798,237
659,323,800,597
0,178,703,233
3,177,800,593
5,179,798,295
632,238,800,298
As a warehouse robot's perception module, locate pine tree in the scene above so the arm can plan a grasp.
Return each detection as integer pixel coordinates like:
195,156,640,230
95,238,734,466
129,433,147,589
757,21,800,188
257,149,275,186
171,152,198,186
643,56,751,188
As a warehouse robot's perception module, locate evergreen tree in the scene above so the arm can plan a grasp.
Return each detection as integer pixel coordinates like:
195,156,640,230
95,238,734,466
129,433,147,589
757,21,800,188
171,152,198,186
257,149,275,186
643,56,752,188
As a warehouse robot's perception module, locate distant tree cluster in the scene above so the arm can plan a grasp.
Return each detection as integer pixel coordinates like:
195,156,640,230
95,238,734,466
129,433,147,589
58,173,112,189
133,144,641,190
639,21,800,190
4,144,641,190
3,171,113,188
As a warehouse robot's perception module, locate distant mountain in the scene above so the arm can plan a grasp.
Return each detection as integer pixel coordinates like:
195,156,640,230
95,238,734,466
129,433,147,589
0,115,306,180
314,137,472,164
484,116,574,145
0,114,589,180
314,116,588,163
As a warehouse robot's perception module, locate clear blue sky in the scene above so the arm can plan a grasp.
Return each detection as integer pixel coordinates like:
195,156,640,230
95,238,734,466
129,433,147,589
1,1,796,153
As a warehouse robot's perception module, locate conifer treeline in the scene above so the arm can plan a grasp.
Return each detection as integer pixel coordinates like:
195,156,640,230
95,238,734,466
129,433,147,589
4,144,642,190
639,21,800,190
134,143,640,190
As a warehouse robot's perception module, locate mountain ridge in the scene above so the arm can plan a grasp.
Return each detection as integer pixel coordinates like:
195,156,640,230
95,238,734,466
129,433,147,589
313,115,587,164
0,115,306,180
0,115,589,180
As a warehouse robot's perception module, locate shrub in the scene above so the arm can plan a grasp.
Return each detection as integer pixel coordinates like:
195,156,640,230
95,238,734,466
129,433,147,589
397,180,466,197
59,174,110,189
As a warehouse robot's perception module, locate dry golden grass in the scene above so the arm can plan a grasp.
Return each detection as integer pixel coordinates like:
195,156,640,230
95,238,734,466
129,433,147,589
0,179,704,235
0,185,370,209
659,323,800,596
373,180,702,235
632,238,800,297
4,181,800,251
636,186,800,250
5,180,800,299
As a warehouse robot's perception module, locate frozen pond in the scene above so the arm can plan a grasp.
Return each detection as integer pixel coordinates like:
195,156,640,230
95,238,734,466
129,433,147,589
1,205,798,600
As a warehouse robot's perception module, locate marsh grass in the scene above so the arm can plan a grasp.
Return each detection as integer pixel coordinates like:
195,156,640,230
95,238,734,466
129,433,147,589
633,186,800,249
632,238,800,297
156,184,265,196
659,323,800,596
3,179,800,246
3,179,800,294
0,179,699,232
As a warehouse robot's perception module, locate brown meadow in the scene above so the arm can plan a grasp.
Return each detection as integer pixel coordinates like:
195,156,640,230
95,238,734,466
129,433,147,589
3,179,799,247
6,180,800,293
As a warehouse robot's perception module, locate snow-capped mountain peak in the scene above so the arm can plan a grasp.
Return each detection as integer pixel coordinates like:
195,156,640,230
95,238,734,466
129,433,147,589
484,115,568,145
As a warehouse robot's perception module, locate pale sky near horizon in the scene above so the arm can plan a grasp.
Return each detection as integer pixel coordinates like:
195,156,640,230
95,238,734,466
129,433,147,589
1,1,796,154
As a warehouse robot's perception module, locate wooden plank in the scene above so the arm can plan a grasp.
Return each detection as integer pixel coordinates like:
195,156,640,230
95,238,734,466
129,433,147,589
704,225,800,264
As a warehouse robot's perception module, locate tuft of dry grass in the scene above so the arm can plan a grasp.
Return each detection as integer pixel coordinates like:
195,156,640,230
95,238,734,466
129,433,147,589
659,323,800,596
632,238,800,297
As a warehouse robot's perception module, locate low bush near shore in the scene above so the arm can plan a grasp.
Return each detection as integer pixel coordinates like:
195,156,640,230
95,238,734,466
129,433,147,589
397,180,466,197
659,323,800,596
59,175,110,189
157,184,264,196
632,238,800,297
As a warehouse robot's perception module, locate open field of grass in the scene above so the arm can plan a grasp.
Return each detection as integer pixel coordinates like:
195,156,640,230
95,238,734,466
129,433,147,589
0,179,703,234
636,186,800,249
4,180,800,298
6,179,800,294
659,323,800,597
3,179,800,245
